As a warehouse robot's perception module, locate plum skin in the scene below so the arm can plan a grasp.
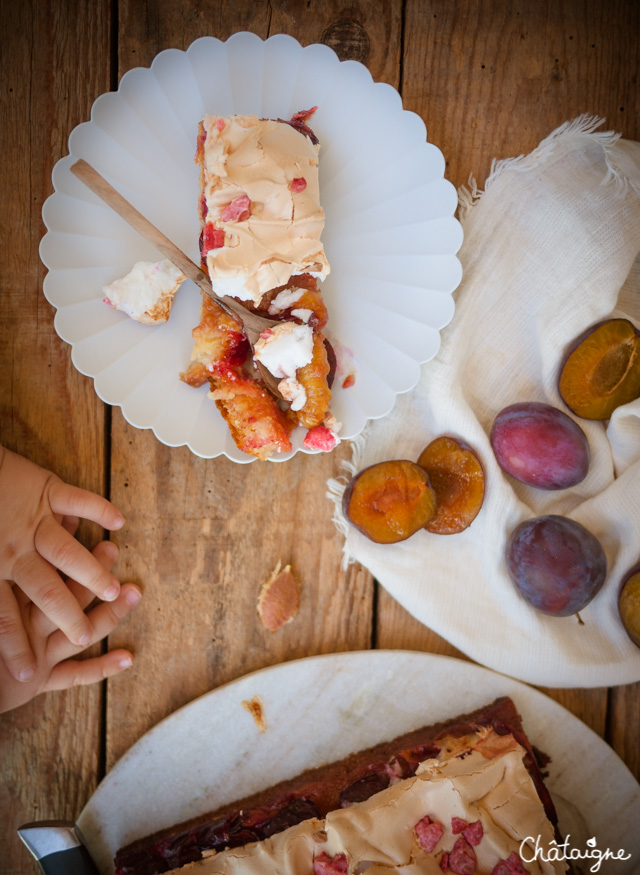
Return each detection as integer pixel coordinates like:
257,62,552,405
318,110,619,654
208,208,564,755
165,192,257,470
491,401,589,490
506,515,607,617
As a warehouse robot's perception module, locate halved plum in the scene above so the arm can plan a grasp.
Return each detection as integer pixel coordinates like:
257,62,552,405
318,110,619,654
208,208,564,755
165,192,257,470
619,564,640,648
417,436,485,534
558,318,640,420
343,460,436,544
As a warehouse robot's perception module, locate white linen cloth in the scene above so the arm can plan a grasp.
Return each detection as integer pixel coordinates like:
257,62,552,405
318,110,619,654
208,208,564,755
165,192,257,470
329,116,640,688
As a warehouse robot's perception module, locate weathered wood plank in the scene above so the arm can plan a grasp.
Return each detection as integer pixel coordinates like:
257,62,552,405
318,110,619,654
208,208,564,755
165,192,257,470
117,0,270,68
376,588,469,658
402,0,640,192
106,424,375,764
270,0,402,85
0,1,113,871
608,681,640,781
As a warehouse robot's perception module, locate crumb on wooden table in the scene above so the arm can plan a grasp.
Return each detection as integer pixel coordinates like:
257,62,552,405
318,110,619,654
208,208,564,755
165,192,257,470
257,560,300,633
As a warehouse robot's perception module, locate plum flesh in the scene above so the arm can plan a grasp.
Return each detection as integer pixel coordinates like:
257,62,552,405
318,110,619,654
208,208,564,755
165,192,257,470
558,318,640,420
506,515,606,617
342,460,436,544
417,436,485,534
490,402,589,490
619,565,640,648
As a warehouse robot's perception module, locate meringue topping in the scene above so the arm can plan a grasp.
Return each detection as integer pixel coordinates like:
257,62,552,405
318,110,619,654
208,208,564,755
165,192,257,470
102,259,186,324
201,114,330,306
172,729,567,874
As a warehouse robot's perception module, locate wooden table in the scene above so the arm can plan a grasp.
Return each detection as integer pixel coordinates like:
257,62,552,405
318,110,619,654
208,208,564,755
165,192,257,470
1,2,638,871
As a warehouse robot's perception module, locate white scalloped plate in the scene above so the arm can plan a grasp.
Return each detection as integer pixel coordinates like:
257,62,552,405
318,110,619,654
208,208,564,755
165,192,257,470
40,33,462,462
77,651,640,874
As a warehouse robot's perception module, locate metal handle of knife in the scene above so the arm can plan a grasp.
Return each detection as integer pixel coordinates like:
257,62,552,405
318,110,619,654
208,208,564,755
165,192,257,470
17,821,100,875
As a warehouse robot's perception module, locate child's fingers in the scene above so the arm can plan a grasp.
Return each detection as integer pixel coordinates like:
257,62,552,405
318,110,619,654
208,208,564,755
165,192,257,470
0,580,36,682
63,541,120,611
31,541,120,638
46,583,141,664
44,649,134,692
60,515,80,536
12,551,94,646
49,481,124,532
34,516,121,605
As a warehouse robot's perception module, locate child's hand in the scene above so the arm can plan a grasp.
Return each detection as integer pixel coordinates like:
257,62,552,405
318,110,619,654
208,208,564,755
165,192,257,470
0,538,140,713
0,445,127,682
